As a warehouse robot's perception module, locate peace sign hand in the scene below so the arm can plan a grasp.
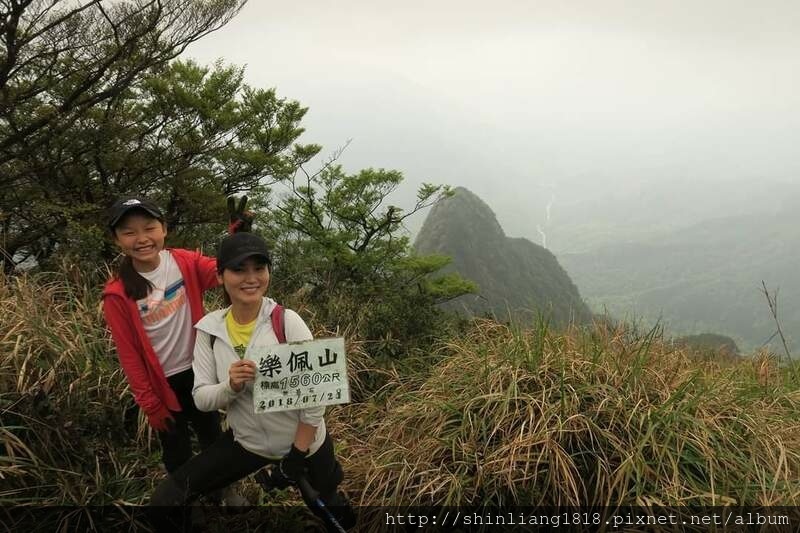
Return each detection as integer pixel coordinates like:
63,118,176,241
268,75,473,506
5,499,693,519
227,195,254,234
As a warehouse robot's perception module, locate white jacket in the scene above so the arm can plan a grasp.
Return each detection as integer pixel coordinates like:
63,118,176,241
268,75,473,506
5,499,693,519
192,297,326,458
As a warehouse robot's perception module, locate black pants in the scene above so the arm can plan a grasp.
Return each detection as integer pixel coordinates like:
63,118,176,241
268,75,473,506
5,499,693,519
159,368,222,473
149,430,352,531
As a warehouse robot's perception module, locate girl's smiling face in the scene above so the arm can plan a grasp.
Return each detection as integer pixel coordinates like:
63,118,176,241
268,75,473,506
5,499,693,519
219,257,270,306
113,211,167,271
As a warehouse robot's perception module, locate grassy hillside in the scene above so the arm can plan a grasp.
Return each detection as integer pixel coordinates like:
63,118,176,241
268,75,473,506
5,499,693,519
414,187,592,327
342,320,800,510
3,269,800,530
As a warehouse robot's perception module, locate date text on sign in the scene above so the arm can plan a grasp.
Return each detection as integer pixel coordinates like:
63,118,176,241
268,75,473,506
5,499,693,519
252,337,349,413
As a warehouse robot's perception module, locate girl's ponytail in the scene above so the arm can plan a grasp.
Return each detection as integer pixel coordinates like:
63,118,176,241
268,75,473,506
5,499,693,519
118,254,153,300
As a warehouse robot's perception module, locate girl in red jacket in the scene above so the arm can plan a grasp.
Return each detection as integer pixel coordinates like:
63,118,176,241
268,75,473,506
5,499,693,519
102,196,235,475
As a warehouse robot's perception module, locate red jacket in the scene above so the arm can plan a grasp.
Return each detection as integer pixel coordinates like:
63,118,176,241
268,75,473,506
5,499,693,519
102,248,218,418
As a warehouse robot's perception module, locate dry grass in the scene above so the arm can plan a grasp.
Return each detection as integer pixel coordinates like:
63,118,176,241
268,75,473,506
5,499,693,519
0,267,156,506
5,269,800,532
334,319,800,510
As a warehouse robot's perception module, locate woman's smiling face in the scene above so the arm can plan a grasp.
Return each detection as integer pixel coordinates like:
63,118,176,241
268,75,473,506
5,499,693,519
219,257,270,306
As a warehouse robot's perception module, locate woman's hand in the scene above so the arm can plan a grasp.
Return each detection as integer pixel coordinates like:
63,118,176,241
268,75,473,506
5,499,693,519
229,359,256,392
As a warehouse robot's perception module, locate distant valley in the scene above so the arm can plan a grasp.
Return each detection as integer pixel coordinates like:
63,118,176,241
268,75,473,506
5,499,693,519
559,208,800,352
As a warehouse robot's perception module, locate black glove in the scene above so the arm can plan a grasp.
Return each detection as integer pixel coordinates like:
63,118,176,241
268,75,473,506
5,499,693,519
279,444,309,482
227,195,254,234
253,465,292,491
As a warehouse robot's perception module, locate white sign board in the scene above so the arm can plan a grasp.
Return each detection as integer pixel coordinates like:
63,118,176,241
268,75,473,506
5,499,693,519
252,337,349,414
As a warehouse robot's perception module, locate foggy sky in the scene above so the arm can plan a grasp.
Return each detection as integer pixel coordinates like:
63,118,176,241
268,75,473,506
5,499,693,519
187,0,800,241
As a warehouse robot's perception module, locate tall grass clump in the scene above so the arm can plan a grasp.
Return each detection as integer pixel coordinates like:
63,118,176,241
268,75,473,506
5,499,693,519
0,267,156,506
345,318,800,508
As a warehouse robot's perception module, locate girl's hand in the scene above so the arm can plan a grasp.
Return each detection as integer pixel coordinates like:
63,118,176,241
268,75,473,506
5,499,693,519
147,405,176,433
229,359,256,392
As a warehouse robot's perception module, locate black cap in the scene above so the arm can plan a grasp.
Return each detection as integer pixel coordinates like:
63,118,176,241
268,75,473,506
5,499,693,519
217,232,272,272
108,197,164,229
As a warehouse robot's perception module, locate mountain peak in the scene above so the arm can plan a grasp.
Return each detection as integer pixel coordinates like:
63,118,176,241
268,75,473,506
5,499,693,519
415,188,591,325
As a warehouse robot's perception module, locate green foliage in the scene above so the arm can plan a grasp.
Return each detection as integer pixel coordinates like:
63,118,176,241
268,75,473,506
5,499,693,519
0,0,242,272
0,0,478,362
2,56,319,272
0,0,318,273
262,164,475,355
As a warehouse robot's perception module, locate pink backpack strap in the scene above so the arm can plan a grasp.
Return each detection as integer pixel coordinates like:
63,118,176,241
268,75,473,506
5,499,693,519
270,304,286,343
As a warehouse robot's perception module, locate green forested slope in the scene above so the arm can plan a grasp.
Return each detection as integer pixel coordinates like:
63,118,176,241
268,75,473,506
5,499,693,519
414,187,592,326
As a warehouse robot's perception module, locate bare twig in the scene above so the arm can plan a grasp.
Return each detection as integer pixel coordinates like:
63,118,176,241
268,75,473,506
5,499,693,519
760,280,793,365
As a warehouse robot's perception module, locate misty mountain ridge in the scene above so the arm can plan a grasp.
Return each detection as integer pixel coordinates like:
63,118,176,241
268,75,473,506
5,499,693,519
490,176,800,254
560,208,800,352
414,187,592,326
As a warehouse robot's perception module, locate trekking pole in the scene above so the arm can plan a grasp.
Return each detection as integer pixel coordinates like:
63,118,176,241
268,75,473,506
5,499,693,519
296,476,347,533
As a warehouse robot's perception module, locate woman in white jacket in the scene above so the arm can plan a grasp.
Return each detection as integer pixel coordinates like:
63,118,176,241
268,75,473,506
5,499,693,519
150,232,354,532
